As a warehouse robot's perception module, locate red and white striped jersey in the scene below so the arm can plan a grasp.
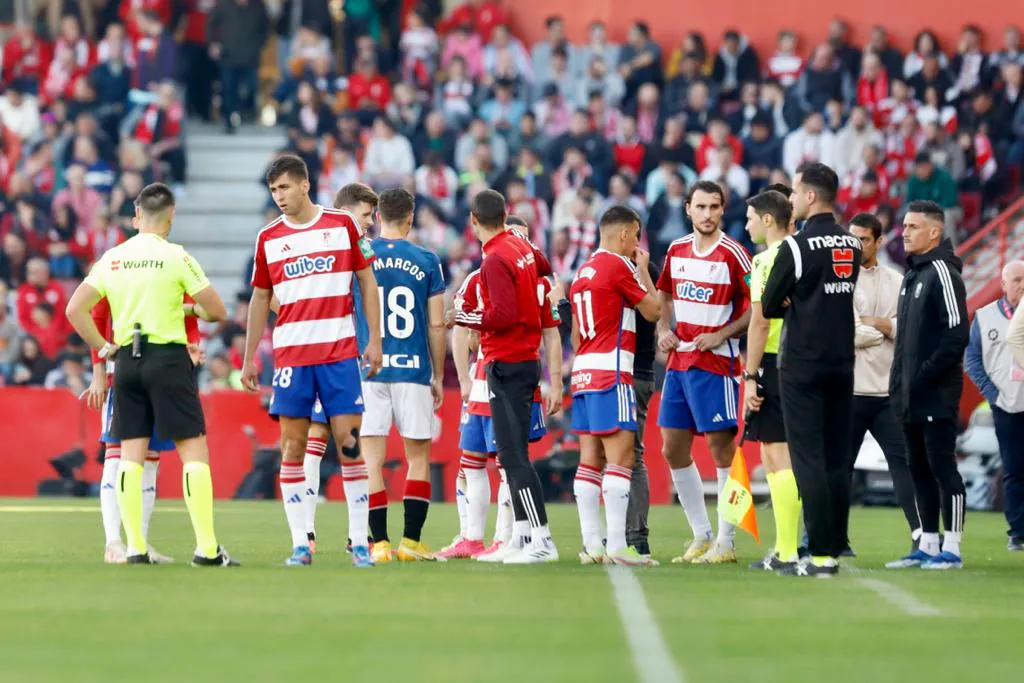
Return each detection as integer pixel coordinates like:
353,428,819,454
657,233,751,376
569,250,648,394
456,268,557,416
251,206,373,368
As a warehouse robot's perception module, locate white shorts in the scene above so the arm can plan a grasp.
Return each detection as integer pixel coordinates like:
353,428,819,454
361,382,435,439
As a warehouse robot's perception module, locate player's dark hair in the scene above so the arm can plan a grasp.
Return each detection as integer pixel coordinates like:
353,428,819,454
746,190,793,229
599,205,642,234
686,180,725,205
135,182,176,216
266,154,309,184
470,189,507,228
334,182,378,210
797,162,839,205
765,182,793,198
506,214,529,228
905,199,946,225
850,212,883,239
377,188,415,224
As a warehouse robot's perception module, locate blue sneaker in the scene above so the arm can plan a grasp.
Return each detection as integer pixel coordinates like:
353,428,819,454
285,546,313,566
921,550,962,570
351,545,375,568
885,548,938,569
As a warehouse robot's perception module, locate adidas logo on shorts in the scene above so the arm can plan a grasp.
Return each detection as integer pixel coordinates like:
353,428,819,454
713,413,724,423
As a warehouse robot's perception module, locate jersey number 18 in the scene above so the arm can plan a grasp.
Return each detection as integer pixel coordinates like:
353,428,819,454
379,285,416,340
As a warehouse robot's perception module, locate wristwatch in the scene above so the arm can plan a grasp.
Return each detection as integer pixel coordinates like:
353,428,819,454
97,342,118,359
742,370,759,382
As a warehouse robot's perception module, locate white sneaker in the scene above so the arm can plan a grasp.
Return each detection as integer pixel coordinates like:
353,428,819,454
148,545,175,564
503,537,559,564
104,540,127,564
476,539,521,563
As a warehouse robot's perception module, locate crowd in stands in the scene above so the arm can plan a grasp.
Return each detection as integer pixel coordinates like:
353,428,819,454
2,1,1023,394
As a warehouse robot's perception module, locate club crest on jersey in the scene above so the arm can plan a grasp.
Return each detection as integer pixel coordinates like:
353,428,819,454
284,255,336,278
831,248,855,279
676,281,714,303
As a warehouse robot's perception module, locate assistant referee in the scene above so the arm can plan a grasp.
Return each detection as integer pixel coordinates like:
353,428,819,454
65,182,237,567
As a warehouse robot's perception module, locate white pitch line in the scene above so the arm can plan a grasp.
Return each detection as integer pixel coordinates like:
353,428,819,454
605,565,685,683
848,566,943,617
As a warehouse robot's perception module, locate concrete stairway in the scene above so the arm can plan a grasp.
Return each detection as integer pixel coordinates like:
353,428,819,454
175,123,282,301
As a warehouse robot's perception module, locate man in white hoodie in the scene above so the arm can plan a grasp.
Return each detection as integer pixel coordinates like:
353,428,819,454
833,106,883,177
0,81,41,141
782,111,835,178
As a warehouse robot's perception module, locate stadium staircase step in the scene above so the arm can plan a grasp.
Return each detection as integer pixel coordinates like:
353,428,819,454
959,195,1024,309
178,122,283,300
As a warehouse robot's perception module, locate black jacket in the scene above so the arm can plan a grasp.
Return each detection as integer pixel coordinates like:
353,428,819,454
761,213,861,374
889,240,969,423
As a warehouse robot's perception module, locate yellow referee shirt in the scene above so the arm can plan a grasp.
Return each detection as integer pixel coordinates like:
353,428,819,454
84,233,210,346
750,240,783,355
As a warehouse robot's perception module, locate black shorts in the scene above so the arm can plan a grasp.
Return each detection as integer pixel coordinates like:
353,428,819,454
745,353,787,444
113,343,206,442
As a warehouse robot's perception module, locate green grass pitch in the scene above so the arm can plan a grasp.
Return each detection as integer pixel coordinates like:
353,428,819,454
1,499,1021,683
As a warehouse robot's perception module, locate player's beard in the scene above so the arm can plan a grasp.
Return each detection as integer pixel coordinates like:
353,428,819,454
693,219,721,237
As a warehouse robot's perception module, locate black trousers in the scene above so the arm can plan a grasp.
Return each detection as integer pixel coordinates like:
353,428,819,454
991,406,1024,538
780,367,854,559
903,419,965,536
487,360,547,528
626,378,655,547
848,395,920,536
181,41,216,121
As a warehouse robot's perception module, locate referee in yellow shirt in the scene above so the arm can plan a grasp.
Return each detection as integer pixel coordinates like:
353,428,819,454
66,183,238,567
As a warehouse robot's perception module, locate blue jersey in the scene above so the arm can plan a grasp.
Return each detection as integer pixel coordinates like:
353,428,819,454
354,276,368,355
368,237,446,384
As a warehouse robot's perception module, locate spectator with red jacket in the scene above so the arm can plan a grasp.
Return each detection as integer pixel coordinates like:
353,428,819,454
16,258,67,333
439,0,507,43
1,23,52,90
133,82,186,188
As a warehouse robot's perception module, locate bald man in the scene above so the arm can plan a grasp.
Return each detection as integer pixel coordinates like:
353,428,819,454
965,260,1024,551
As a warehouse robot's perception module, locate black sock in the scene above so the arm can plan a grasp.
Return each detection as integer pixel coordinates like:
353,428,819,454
368,492,389,543
402,479,432,542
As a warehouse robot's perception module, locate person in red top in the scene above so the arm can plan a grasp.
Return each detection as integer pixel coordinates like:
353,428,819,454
439,0,508,43
842,170,887,222
17,258,68,332
1,22,52,89
453,189,557,564
569,205,661,566
856,52,889,117
134,83,186,184
347,57,392,123
178,0,217,120
120,0,174,42
695,119,744,172
242,155,382,567
656,180,752,565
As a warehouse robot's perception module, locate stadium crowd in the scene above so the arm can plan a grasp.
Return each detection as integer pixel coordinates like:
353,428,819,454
1,2,1023,394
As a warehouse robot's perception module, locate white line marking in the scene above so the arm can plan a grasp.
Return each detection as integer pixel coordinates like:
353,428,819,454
848,566,943,617
605,565,685,683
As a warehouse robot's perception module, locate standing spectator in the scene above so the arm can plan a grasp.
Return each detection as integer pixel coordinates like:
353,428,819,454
133,11,178,92
948,25,988,102
782,111,836,177
766,30,803,89
531,15,574,89
890,200,970,569
364,116,415,188
52,164,104,233
964,260,1024,551
90,25,132,140
905,153,961,242
866,26,905,82
179,0,217,122
0,81,41,141
414,151,459,218
826,18,862,79
208,0,269,133
618,22,662,106
834,106,884,177
439,0,507,44
577,20,620,76
712,30,760,102
16,257,67,332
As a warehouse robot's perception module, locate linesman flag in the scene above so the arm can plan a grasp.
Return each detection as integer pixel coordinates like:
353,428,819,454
720,446,760,543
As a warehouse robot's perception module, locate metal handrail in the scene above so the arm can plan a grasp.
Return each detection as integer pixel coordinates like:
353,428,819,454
956,194,1024,260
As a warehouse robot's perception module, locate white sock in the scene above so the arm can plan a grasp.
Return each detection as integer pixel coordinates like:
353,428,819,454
100,450,121,545
342,462,370,547
280,462,309,548
455,469,469,538
495,468,513,543
671,465,713,539
461,456,490,541
574,464,604,555
911,527,923,541
602,464,632,556
141,457,159,542
304,437,327,537
920,532,941,556
512,520,530,548
716,466,737,544
517,487,550,542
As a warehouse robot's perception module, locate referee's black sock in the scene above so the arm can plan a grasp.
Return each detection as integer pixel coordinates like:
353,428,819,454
402,479,431,543
368,490,389,543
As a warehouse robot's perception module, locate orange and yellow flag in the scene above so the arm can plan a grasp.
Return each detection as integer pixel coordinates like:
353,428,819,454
719,447,760,543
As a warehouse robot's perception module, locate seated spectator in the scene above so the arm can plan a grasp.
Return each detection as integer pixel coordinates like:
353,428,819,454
441,23,484,80
726,81,764,139
400,9,439,95
956,126,1000,206
618,21,663,106
44,351,90,394
16,257,67,332
318,145,362,206
679,80,712,134
363,116,416,188
995,62,1022,118
842,170,887,221
1,232,29,288
857,52,889,116
134,11,178,92
7,336,52,386
666,32,712,80
839,143,892,204
548,108,612,180
700,144,750,198
760,78,801,138
696,118,743,171
90,26,132,138
41,23,93,108
577,56,625,109
600,172,647,220
479,78,527,136
71,135,117,196
916,85,959,134
540,46,575,103
783,111,836,177
205,353,243,392
713,30,760,102
549,227,578,281
948,25,987,102
552,146,593,196
412,203,460,262
288,25,332,72
415,151,459,219
0,81,42,141
458,142,501,188
440,0,508,43
563,195,600,260
578,21,621,76
455,117,509,173
1,196,50,258
434,55,476,130
961,90,1007,144
414,111,457,167
644,115,696,178
47,203,88,280
919,122,966,180
743,114,783,191
0,280,21,371
109,170,145,228
766,30,803,89
885,116,925,181
1,22,50,90
645,154,698,207
88,208,128,261
508,110,544,159
824,97,845,133
646,171,690,263
665,52,715,116
532,15,576,89
23,302,67,359
483,24,533,89
875,77,918,131
501,146,553,205
988,26,1022,74
797,43,852,114
908,55,952,103
826,18,863,78
506,177,551,249
586,91,621,142
552,178,603,232
133,82,185,190
385,82,424,140
905,152,962,241
834,105,884,177
533,83,572,138
286,81,336,141
866,26,905,83
348,57,392,126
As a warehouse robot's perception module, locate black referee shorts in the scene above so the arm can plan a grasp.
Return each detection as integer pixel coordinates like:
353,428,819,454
113,343,206,442
745,353,787,444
